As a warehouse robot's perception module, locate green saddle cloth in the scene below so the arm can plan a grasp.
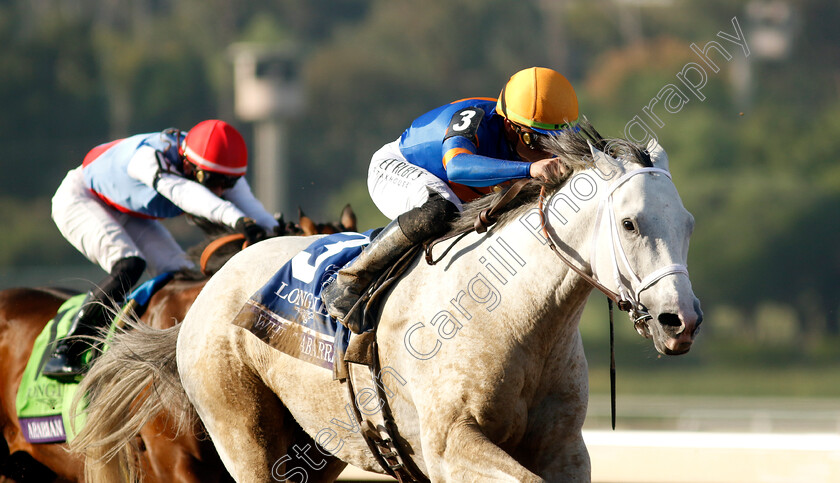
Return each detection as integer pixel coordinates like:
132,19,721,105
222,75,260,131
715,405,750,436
15,294,89,444
15,273,174,444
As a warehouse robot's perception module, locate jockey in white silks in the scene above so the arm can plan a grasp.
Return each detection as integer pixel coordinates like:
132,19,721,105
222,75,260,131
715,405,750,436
44,120,278,380
322,67,581,333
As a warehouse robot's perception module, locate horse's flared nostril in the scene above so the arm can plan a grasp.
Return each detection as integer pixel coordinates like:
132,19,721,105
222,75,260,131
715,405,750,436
658,312,682,328
657,312,684,336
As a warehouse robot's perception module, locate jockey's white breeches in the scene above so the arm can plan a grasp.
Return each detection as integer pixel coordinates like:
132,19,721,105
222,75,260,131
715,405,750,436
367,139,464,220
52,167,194,275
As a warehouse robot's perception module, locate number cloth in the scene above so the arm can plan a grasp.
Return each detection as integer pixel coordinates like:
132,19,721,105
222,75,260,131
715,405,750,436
233,231,376,376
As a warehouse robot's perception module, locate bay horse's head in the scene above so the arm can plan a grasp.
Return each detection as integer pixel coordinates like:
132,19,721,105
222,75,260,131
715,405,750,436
540,124,702,355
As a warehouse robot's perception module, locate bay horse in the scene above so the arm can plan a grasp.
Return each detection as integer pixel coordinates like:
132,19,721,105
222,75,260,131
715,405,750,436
73,127,702,482
0,208,356,482
0,283,230,483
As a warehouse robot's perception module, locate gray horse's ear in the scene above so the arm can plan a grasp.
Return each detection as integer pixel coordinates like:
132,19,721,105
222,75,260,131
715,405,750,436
588,140,615,169
588,140,607,161
588,140,600,158
646,139,669,171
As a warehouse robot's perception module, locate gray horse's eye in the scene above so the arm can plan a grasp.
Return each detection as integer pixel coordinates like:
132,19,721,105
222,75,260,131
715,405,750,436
622,219,636,231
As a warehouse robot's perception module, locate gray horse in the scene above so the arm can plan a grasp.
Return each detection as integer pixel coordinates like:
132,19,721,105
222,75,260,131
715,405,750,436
72,128,701,482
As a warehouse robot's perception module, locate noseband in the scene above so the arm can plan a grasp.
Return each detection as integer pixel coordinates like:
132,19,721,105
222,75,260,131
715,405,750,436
539,166,689,323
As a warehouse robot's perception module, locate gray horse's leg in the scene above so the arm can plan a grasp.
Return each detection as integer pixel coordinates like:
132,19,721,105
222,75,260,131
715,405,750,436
432,418,546,482
518,402,590,481
513,338,591,481
179,328,293,481
513,416,590,482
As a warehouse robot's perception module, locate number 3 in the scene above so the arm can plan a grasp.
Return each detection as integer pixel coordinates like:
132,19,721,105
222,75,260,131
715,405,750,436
452,110,476,132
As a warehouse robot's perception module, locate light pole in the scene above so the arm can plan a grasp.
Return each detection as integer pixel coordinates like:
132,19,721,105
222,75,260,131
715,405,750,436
229,43,305,217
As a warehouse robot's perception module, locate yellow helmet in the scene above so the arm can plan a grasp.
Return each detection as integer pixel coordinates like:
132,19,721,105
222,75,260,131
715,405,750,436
496,67,579,134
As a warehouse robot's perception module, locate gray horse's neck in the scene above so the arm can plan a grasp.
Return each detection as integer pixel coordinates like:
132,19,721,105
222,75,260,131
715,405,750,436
460,198,600,362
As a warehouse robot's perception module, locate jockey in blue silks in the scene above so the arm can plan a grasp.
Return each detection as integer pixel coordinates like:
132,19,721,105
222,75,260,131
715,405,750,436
322,67,581,333
45,120,278,380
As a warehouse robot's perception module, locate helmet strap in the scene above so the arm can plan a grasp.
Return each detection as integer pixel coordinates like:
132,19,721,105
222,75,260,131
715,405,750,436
182,159,202,183
500,87,536,150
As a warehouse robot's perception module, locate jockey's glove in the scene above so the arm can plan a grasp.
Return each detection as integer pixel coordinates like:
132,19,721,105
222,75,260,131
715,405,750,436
235,217,268,245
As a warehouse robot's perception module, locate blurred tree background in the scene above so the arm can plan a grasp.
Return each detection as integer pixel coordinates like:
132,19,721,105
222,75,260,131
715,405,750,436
0,0,837,394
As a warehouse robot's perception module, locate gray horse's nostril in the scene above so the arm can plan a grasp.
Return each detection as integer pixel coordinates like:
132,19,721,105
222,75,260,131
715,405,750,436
658,312,682,328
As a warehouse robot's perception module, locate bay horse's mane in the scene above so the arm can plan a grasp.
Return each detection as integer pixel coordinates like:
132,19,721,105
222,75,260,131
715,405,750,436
448,118,653,234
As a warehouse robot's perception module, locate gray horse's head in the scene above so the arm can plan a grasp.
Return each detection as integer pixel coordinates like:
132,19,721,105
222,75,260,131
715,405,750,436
453,120,703,355
535,123,702,355
591,139,702,355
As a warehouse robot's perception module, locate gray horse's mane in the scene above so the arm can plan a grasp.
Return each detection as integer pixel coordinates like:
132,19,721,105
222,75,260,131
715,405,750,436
448,118,652,233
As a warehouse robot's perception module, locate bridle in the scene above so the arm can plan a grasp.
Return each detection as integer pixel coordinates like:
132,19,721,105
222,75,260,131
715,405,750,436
538,165,690,429
539,166,689,325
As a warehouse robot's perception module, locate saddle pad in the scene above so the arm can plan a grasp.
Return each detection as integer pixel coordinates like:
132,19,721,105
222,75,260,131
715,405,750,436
233,231,373,373
127,271,174,308
15,273,174,444
15,294,87,444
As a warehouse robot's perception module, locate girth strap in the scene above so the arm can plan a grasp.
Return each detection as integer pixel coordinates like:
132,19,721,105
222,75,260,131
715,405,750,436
344,345,430,483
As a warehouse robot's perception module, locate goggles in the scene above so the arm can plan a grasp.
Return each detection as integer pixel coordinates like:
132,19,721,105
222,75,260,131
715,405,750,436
513,124,541,150
186,159,241,190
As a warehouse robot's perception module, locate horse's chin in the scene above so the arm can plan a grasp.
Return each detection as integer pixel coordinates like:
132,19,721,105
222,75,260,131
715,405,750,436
634,320,652,339
637,320,693,356
656,339,692,355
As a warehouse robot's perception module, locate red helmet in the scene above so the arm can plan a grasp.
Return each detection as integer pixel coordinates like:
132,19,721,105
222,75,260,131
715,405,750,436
182,120,248,176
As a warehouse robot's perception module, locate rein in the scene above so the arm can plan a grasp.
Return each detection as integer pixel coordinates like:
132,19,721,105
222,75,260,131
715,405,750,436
199,233,246,275
538,187,629,311
425,179,531,265
538,184,623,429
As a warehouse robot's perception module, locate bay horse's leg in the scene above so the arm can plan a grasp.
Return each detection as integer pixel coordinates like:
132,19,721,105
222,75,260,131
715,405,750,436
138,415,234,483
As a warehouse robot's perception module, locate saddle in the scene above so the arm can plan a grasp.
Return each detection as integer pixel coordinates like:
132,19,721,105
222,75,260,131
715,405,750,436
343,179,531,365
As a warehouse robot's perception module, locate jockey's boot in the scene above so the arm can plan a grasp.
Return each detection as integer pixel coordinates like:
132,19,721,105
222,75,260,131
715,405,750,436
42,256,146,381
41,291,107,381
322,219,412,333
322,192,457,333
